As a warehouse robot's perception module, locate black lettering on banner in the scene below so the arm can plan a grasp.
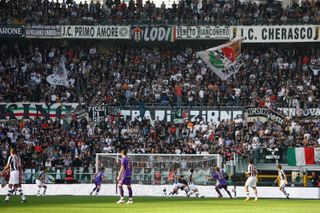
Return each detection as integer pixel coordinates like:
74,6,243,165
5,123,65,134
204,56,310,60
35,104,49,118
0,104,6,120
281,28,286,40
307,27,312,39
269,28,274,40
275,28,280,40
288,28,293,39
246,107,285,126
22,104,30,119
262,28,267,40
294,28,299,39
314,26,319,40
67,26,72,36
248,28,254,40
7,104,17,120
301,27,306,39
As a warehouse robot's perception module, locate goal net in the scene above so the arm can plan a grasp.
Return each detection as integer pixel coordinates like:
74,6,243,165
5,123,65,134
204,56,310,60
96,153,221,185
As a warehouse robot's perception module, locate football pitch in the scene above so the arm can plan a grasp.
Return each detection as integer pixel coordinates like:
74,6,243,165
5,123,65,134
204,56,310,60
0,196,319,213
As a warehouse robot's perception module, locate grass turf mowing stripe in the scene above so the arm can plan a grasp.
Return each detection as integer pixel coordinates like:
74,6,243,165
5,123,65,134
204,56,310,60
0,196,319,213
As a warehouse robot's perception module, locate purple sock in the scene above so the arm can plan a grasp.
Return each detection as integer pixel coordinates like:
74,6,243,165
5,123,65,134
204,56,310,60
96,188,100,193
118,186,124,197
128,187,133,198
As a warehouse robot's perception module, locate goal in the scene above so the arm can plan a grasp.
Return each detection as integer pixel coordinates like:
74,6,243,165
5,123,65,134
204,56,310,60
95,153,221,185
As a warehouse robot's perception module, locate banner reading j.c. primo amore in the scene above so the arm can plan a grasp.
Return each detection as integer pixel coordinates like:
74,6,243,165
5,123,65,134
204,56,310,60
61,25,130,39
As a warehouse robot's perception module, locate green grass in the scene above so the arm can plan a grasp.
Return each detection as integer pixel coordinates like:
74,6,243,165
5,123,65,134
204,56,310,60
0,196,319,213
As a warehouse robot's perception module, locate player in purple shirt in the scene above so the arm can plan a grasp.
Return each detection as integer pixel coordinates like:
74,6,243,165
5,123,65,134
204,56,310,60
90,168,105,196
116,150,133,204
208,167,232,198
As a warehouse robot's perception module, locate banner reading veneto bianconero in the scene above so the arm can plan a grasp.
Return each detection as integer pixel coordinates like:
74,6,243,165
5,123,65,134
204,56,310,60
176,26,229,40
61,25,130,39
230,25,320,43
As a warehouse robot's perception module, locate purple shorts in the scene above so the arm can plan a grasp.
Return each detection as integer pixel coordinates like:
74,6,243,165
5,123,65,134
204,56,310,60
118,177,132,185
95,180,102,186
216,184,228,190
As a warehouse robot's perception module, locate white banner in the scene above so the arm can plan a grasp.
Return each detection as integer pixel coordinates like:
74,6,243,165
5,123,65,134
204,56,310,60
277,108,320,118
1,184,319,199
230,25,320,43
0,102,79,120
315,148,320,163
61,25,130,39
176,26,229,40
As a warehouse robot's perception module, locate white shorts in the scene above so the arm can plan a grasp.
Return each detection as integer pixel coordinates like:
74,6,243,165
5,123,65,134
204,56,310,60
189,183,197,191
279,180,287,188
9,170,20,185
173,183,182,189
36,179,46,187
245,176,257,188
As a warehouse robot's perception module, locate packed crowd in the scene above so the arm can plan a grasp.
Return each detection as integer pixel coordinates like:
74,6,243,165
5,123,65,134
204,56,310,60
1,0,320,25
0,41,319,108
0,112,319,171
0,39,320,170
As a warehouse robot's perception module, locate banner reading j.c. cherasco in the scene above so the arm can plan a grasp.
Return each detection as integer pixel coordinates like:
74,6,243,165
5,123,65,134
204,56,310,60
196,37,245,81
0,102,79,120
61,25,130,39
230,25,320,43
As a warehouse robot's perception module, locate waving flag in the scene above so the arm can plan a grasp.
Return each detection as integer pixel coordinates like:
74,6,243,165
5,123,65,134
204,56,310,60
197,38,245,81
287,147,315,166
46,56,70,87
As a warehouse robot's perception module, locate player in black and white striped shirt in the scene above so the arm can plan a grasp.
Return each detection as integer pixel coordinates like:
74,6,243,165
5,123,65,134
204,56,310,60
244,159,258,201
36,166,48,196
187,169,200,197
1,148,26,203
274,165,289,199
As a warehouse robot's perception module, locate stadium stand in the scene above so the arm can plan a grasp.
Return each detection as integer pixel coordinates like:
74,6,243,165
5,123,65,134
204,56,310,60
1,0,320,25
0,0,319,185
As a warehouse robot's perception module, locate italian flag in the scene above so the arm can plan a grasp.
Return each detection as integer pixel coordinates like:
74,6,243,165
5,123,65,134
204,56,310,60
287,147,315,166
170,26,176,42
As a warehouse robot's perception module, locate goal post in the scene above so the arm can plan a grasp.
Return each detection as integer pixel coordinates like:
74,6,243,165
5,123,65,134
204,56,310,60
95,153,221,185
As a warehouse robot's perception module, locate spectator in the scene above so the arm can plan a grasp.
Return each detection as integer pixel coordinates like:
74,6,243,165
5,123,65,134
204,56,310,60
65,166,75,183
310,172,319,187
